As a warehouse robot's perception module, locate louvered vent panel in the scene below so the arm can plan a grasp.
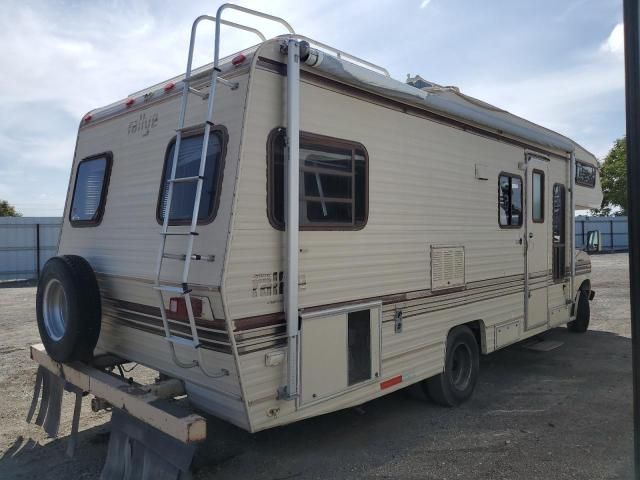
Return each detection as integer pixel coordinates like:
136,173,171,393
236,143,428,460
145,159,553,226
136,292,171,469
431,246,465,291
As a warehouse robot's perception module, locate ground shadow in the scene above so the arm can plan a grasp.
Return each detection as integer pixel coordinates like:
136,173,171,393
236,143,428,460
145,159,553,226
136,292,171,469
2,328,633,479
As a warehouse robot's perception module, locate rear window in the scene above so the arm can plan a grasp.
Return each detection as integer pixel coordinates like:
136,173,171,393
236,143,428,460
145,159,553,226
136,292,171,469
69,153,112,226
157,129,226,225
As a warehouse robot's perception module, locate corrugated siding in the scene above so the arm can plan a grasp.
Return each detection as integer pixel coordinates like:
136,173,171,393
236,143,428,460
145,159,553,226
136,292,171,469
225,44,584,431
0,217,61,281
59,76,249,287
56,75,251,426
225,64,528,321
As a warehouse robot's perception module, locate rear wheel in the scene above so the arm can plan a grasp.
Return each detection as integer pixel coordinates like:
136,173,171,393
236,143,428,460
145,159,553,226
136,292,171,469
423,325,479,407
567,289,590,333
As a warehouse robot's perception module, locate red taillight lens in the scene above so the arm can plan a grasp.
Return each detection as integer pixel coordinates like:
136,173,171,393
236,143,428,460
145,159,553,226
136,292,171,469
125,98,135,107
167,297,203,320
232,54,246,66
164,82,175,92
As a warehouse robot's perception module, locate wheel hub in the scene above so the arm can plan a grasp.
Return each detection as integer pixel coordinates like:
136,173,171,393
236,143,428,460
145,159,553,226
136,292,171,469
43,278,68,341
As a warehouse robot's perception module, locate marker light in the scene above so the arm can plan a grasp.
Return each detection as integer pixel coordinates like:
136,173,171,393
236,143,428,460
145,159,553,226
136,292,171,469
232,54,246,66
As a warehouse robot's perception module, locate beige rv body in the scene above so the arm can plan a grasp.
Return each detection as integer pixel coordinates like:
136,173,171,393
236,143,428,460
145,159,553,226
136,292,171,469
58,37,602,432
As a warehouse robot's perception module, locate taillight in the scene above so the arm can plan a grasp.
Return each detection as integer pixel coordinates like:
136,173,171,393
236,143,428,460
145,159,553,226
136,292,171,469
232,54,246,66
167,297,203,320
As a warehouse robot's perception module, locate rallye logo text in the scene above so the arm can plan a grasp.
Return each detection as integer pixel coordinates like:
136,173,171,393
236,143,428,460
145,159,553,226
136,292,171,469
128,112,159,137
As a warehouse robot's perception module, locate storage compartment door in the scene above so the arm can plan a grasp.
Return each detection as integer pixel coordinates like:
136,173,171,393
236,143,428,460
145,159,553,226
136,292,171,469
299,303,381,405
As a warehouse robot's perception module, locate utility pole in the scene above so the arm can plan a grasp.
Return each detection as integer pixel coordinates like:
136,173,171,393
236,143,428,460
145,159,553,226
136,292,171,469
623,0,640,476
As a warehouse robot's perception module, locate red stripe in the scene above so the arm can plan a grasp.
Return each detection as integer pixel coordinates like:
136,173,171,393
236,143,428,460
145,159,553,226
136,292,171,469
380,375,403,390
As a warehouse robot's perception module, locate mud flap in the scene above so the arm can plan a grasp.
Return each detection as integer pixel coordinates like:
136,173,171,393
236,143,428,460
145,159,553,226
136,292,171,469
26,365,84,456
101,408,196,480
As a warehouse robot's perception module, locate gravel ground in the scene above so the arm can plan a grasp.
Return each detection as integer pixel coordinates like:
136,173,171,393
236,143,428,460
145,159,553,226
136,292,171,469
0,254,633,479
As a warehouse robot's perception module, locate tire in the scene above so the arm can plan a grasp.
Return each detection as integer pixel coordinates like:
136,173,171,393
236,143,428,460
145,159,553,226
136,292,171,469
567,289,590,333
423,325,480,407
36,255,102,362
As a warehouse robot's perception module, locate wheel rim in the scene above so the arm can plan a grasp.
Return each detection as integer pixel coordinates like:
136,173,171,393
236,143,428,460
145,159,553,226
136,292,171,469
450,342,473,391
43,278,68,341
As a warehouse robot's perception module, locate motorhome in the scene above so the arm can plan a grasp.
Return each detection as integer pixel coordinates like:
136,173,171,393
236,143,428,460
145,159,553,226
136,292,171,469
29,4,602,476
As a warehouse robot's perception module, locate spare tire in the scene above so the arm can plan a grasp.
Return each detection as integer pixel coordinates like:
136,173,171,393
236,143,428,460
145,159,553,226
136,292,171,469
36,255,102,362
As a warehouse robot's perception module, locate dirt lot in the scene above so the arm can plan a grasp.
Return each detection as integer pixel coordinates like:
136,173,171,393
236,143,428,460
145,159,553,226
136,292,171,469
0,254,633,479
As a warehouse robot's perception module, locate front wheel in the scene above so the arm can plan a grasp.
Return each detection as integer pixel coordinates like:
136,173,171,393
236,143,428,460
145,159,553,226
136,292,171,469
423,325,479,407
567,289,590,333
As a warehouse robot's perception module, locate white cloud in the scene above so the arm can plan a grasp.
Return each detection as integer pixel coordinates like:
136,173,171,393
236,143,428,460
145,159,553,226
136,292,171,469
0,0,626,215
458,25,625,161
602,23,624,57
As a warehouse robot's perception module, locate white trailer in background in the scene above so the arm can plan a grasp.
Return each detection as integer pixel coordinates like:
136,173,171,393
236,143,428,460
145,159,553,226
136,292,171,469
27,4,602,478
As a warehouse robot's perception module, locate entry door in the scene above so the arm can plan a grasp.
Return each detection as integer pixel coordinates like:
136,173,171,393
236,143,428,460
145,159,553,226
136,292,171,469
525,156,549,330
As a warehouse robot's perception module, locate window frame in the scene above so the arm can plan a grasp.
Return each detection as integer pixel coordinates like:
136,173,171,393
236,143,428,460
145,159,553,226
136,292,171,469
69,152,113,227
552,183,567,282
498,171,524,229
575,160,597,188
155,125,228,226
267,127,369,231
531,169,545,223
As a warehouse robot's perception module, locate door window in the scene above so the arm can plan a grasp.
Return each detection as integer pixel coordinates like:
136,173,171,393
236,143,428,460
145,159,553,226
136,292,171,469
532,170,545,223
552,183,566,281
347,309,372,385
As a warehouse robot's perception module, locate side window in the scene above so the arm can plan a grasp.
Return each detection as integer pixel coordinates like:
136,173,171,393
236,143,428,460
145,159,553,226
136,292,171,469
268,129,368,230
158,130,226,225
532,170,545,223
69,153,112,226
498,173,523,228
552,184,566,281
575,161,596,188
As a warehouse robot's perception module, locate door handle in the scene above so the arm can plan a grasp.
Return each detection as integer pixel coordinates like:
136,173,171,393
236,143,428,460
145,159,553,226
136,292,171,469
528,232,534,239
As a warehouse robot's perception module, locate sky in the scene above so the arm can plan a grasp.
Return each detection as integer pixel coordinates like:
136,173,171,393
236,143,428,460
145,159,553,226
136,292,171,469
0,0,625,216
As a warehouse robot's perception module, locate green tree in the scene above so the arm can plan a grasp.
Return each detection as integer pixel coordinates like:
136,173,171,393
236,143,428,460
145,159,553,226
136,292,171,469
592,137,627,216
0,200,22,217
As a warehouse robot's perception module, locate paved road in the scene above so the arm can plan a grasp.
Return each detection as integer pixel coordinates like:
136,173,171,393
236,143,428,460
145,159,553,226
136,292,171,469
0,254,633,479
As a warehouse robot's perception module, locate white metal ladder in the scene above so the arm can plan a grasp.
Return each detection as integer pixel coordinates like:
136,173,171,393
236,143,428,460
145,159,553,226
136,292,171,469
153,4,294,378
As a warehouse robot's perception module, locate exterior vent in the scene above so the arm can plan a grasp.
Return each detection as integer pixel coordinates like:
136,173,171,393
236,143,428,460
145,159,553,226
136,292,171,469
431,245,465,291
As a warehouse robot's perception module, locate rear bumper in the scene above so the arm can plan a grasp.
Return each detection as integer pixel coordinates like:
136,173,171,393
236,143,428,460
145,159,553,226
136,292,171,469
29,343,206,443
